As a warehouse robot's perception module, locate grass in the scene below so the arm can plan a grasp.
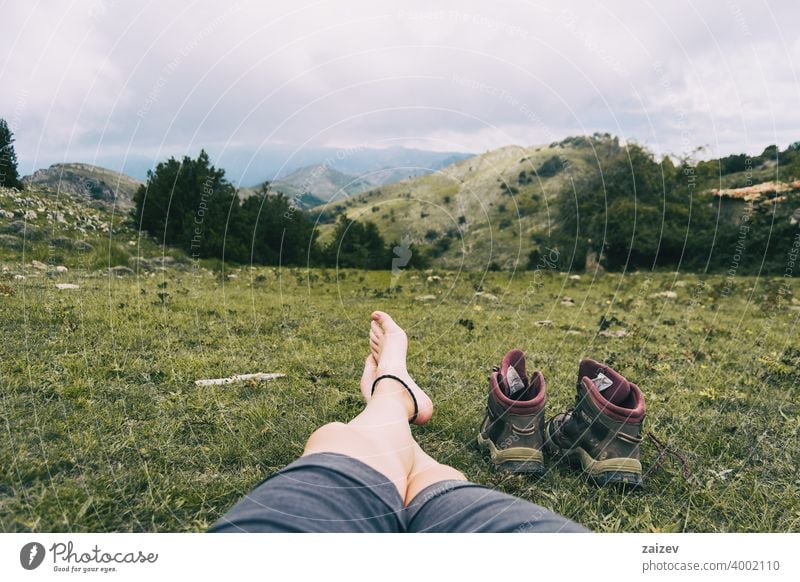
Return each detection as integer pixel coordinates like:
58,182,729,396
1,266,799,532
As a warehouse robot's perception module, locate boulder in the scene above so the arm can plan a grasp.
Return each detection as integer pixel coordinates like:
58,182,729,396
31,260,48,270
49,236,74,249
650,291,678,299
109,266,134,276
55,283,80,290
0,234,21,249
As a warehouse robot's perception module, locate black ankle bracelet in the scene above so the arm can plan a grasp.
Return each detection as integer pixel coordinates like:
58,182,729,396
371,374,419,423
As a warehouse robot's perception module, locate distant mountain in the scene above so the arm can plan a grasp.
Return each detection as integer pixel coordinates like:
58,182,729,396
270,164,374,206
241,148,474,209
45,146,473,189
23,163,142,211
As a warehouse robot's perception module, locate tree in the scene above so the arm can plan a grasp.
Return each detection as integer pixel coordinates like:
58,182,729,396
132,150,238,260
0,118,23,189
554,143,713,271
324,216,388,269
237,184,319,266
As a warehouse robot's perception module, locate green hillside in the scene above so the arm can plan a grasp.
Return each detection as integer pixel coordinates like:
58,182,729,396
311,135,616,270
311,135,800,272
0,185,185,273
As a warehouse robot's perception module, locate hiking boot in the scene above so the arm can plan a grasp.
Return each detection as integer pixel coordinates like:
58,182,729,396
477,349,547,475
546,359,644,487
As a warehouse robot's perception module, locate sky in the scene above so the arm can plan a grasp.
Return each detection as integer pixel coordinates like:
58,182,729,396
2,0,799,182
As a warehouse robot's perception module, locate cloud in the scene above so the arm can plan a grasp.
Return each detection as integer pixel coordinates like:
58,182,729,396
1,0,798,176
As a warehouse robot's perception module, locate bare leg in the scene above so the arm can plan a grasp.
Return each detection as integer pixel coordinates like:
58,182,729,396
303,311,436,499
405,442,467,506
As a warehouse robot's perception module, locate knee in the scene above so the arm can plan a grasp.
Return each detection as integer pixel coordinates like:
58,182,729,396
303,422,353,454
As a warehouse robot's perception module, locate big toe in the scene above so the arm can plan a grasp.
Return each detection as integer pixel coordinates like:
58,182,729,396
371,311,402,335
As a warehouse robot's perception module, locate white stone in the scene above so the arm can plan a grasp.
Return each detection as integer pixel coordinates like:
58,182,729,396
650,291,678,299
56,283,80,290
599,329,628,338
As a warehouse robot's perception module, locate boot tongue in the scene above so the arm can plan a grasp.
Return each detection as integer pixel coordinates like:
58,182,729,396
505,365,526,397
592,370,631,405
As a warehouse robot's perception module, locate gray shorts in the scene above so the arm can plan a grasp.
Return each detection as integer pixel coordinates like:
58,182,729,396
209,453,587,533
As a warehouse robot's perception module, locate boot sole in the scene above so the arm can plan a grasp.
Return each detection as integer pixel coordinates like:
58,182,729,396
565,447,643,487
476,433,544,475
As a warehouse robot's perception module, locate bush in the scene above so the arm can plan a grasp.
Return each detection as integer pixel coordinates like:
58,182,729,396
536,155,565,178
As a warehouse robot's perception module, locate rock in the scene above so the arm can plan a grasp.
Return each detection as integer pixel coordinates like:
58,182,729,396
599,329,628,338
51,211,66,223
0,234,21,249
674,280,688,288
475,291,498,301
568,274,581,280
426,275,442,283
154,256,176,266
415,295,437,302
55,283,80,290
55,265,68,273
31,260,47,270
226,273,238,280
109,266,134,276
560,296,576,307
4,220,44,240
13,274,25,281
534,320,553,326
74,240,93,251
566,330,582,335
650,291,678,299
0,209,13,219
49,236,74,249
129,257,153,271
23,210,38,220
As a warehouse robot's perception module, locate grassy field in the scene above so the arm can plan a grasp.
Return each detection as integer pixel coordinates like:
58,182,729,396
1,266,799,532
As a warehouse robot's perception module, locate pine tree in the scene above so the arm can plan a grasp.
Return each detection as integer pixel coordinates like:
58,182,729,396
0,118,23,189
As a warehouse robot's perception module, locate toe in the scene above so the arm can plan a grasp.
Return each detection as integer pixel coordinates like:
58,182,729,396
372,311,401,334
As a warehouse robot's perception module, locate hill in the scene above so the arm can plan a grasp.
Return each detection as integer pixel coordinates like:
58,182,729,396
270,164,374,207
23,163,142,211
310,136,608,270
311,135,800,271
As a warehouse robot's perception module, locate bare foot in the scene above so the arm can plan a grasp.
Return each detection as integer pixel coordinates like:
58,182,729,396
367,311,433,425
359,354,377,401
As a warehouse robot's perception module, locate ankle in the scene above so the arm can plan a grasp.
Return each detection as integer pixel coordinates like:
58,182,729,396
371,375,416,418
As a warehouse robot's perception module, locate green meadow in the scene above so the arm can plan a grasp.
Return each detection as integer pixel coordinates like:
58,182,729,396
2,267,798,532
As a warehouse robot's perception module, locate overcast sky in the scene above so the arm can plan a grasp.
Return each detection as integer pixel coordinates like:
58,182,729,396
2,0,799,178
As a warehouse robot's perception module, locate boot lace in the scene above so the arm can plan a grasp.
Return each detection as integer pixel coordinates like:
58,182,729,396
645,431,691,481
